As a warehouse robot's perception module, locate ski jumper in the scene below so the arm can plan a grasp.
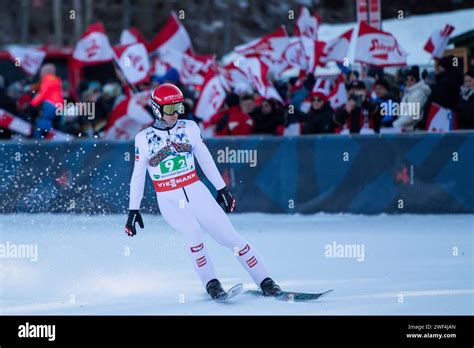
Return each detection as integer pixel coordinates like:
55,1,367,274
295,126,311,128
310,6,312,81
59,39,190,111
129,119,269,287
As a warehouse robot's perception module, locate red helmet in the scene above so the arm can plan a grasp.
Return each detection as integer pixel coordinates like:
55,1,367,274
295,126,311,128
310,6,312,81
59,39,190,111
150,83,185,119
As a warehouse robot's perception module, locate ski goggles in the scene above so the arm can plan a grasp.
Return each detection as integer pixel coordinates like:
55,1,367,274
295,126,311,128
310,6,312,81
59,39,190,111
162,102,184,116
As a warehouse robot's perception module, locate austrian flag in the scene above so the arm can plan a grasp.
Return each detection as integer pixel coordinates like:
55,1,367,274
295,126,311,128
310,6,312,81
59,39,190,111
234,26,289,61
194,70,227,121
424,24,455,59
355,22,407,67
148,12,193,54
7,46,46,76
73,22,114,65
113,43,150,85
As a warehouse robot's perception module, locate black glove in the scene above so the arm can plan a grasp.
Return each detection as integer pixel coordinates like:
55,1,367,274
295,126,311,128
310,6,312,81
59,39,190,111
125,210,144,237
216,187,236,213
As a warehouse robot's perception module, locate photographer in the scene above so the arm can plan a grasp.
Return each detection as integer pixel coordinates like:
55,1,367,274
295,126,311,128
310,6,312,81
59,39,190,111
335,80,379,134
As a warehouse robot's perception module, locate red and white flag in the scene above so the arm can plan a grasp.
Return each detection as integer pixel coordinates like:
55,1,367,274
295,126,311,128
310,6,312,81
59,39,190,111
423,24,455,59
219,63,253,93
425,102,456,132
195,70,227,121
113,43,150,85
149,12,192,54
120,27,148,47
105,90,154,139
151,57,170,77
0,109,32,135
303,75,347,111
0,108,74,140
327,75,347,109
73,23,114,65
312,78,332,97
159,49,215,87
235,26,289,61
319,29,354,65
295,6,321,41
283,38,307,70
240,56,283,103
355,22,408,67
7,46,46,76
294,7,322,73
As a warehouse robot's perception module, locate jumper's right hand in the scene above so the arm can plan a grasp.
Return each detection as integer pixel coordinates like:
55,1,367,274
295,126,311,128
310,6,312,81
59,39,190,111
125,210,144,237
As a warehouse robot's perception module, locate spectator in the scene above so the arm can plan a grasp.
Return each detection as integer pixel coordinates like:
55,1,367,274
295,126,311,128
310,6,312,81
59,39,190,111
372,79,398,128
335,80,379,134
417,55,463,129
206,93,253,136
456,69,474,130
240,94,257,118
393,66,431,131
289,73,315,110
93,82,122,133
252,98,285,135
301,92,337,134
30,64,64,138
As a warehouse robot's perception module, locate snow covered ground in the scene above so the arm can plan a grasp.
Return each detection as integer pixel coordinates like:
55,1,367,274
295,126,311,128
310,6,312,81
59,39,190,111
0,213,472,315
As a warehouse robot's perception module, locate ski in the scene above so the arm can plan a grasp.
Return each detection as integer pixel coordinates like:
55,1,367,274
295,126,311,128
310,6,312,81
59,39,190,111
245,289,333,302
211,283,244,303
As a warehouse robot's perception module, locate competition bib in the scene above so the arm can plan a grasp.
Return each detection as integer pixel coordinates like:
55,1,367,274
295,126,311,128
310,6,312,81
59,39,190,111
144,124,199,192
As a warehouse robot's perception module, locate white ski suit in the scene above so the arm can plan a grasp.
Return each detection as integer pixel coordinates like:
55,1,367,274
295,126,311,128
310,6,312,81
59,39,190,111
129,119,269,288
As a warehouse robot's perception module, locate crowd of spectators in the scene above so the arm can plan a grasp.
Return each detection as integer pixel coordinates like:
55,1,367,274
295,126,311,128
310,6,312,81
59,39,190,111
0,55,473,140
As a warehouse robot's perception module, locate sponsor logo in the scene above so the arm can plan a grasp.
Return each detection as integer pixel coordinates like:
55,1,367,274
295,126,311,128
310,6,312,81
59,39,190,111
246,256,258,268
191,243,204,253
152,170,199,192
135,147,140,161
196,256,207,267
238,244,251,256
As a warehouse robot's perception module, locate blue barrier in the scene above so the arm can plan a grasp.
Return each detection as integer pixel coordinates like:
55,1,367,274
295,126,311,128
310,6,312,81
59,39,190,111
1,132,473,214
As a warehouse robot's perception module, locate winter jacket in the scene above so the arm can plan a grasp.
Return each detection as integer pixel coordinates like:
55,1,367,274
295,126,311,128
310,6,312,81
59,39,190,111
302,102,337,134
457,89,474,130
31,74,63,107
393,81,431,131
252,106,285,135
208,105,253,136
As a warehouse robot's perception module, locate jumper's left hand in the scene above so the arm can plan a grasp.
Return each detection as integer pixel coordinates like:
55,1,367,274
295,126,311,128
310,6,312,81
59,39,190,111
216,187,236,213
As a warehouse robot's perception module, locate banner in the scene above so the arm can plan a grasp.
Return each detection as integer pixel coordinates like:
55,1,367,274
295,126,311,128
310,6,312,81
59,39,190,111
355,22,407,67
1,133,472,214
